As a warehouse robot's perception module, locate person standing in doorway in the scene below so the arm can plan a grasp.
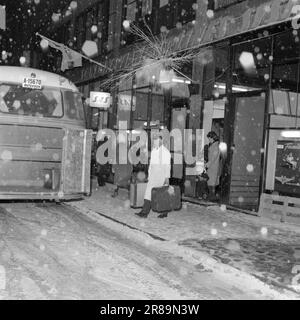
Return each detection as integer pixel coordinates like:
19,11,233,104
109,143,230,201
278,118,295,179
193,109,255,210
135,134,171,218
206,131,220,201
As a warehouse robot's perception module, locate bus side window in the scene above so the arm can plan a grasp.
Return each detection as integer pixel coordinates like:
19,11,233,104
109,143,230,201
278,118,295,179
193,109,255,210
63,90,84,120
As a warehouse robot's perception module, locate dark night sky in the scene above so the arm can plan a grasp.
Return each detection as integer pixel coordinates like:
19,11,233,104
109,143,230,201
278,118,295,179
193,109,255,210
0,0,70,64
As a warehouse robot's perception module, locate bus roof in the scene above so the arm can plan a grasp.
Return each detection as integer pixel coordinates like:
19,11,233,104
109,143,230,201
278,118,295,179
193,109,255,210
0,66,78,91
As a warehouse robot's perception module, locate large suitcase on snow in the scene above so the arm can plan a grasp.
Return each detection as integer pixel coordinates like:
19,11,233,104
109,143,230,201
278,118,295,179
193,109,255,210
130,182,147,208
151,185,181,213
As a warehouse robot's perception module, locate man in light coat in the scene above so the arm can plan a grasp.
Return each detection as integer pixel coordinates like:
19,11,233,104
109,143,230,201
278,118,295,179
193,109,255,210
135,135,171,218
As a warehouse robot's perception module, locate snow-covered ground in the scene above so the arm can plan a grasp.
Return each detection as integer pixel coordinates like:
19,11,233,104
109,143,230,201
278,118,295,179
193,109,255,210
67,181,300,299
0,201,290,300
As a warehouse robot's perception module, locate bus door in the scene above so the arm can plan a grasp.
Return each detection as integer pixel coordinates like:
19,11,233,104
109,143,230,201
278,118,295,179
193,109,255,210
61,128,93,195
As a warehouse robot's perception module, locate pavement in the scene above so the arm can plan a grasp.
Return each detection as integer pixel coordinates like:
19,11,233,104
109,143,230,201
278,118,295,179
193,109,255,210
68,179,300,298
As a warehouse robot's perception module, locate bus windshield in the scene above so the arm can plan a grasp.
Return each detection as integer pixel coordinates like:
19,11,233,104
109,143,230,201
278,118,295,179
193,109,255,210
0,83,63,118
0,84,85,120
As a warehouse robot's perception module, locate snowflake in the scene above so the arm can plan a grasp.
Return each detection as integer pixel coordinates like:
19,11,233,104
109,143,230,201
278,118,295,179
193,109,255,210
220,204,227,212
40,39,49,50
70,1,78,10
238,196,244,203
82,40,98,58
206,10,214,19
239,51,255,70
91,25,98,34
1,150,12,162
219,142,227,153
19,56,26,65
246,164,254,173
260,227,268,236
211,228,218,236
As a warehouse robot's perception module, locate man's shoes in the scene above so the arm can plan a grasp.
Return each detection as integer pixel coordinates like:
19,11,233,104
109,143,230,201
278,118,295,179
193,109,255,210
157,212,168,218
135,211,148,218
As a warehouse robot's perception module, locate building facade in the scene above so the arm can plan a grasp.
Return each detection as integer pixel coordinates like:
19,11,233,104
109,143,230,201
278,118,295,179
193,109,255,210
40,0,300,214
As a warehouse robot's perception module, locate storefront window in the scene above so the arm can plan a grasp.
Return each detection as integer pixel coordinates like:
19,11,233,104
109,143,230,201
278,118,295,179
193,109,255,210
270,30,300,117
203,46,228,98
232,37,271,91
265,30,300,195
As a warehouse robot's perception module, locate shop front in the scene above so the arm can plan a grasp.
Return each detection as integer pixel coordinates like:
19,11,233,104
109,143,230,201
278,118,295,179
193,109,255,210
198,3,300,212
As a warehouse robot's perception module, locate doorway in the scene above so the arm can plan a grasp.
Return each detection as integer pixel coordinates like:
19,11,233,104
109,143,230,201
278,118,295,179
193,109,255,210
225,91,267,211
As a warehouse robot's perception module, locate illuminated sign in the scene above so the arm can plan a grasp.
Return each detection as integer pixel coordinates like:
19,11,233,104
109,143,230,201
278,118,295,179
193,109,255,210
89,91,111,109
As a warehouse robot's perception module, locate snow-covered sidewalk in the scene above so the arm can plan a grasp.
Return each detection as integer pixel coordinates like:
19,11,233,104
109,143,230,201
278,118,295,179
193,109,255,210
68,180,300,298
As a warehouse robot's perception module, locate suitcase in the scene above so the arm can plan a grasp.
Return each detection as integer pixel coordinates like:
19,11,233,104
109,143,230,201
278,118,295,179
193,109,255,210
151,185,182,213
130,182,147,208
184,176,197,197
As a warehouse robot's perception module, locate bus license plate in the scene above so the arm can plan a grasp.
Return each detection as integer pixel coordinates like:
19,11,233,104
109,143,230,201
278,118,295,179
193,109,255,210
22,77,42,90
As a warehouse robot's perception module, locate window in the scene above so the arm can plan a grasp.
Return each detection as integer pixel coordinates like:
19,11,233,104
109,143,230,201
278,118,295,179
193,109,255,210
74,0,110,55
177,0,196,25
158,0,176,30
121,0,139,46
63,91,85,121
97,0,110,53
0,84,63,118
232,37,271,90
157,0,196,31
270,30,300,117
85,10,93,41
203,46,229,99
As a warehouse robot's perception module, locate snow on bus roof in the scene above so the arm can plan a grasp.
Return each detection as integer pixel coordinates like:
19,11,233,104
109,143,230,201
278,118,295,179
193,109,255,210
0,66,78,91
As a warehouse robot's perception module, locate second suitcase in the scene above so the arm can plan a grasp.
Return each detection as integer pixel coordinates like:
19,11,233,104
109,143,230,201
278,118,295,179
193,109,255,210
151,185,181,213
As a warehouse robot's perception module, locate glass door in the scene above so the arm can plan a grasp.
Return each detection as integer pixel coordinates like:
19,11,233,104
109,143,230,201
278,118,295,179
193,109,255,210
226,91,267,211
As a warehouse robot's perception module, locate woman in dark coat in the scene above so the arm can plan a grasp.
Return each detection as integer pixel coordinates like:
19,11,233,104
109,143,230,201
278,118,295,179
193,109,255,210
206,131,220,201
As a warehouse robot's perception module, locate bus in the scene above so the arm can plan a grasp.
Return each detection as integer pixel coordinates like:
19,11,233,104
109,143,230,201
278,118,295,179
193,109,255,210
0,66,92,200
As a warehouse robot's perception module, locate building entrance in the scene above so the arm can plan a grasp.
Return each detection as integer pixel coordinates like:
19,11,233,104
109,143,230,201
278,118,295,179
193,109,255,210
227,92,267,210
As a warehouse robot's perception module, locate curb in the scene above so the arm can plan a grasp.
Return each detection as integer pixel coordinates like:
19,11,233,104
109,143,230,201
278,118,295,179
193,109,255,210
66,202,300,300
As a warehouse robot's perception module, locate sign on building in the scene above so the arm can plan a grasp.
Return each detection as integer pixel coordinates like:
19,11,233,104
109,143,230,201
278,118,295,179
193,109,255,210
89,92,111,109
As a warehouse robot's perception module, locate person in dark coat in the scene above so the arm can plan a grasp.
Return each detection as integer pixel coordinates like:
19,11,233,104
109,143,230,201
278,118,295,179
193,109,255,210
112,141,133,197
206,131,220,201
